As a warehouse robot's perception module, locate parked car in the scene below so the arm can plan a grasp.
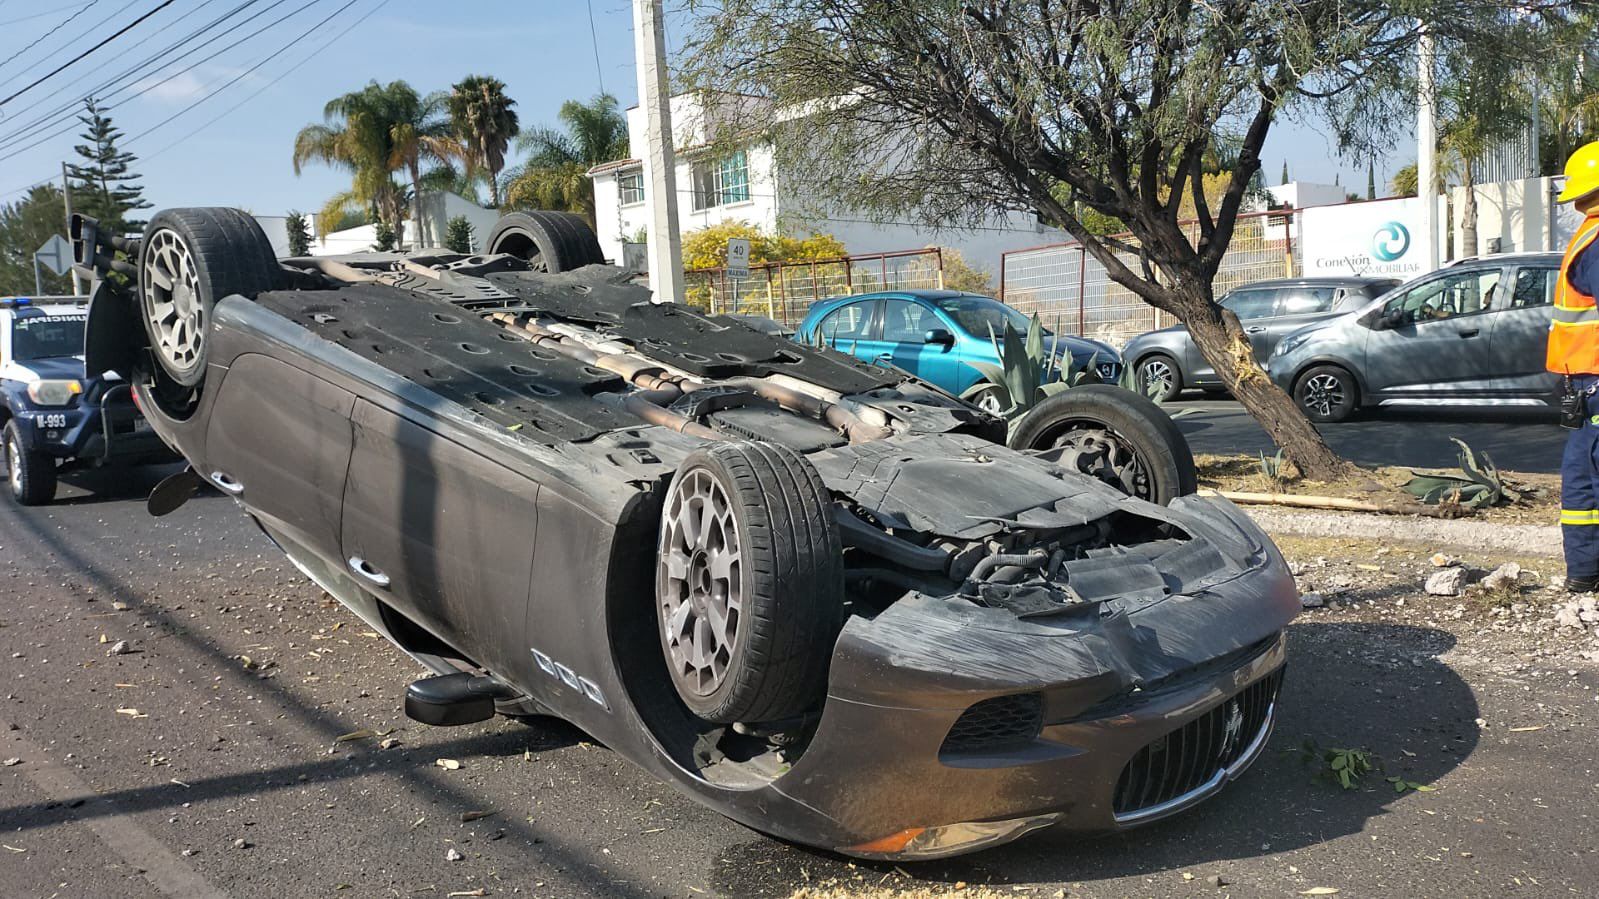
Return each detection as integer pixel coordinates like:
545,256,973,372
1122,277,1400,401
1267,253,1563,422
794,290,1122,413
81,207,1296,860
0,296,171,504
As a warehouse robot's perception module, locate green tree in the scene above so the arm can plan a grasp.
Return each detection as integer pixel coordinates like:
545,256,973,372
285,211,312,257
1280,160,1290,186
66,98,150,236
444,215,474,253
502,94,628,223
0,186,72,296
293,80,448,243
447,75,520,206
1366,161,1377,200
372,220,397,253
681,0,1544,480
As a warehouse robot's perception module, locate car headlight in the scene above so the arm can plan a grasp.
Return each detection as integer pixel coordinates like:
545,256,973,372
1273,333,1313,358
27,379,82,406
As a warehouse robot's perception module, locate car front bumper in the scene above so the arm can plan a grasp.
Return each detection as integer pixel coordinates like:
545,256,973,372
13,386,171,465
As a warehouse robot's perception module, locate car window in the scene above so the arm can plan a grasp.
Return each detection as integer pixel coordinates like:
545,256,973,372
932,294,1037,337
818,301,875,341
1277,287,1338,316
1509,266,1557,308
880,299,933,342
11,314,86,361
1221,289,1278,320
1384,269,1502,323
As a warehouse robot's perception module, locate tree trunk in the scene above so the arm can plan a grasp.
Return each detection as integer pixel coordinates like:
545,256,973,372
1461,157,1478,257
1174,282,1359,482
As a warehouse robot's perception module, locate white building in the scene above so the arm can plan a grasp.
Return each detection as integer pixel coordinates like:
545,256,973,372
588,92,1063,280
253,192,502,258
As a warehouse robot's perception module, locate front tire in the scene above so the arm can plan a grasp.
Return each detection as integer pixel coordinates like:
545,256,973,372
1135,354,1182,403
138,208,279,387
486,211,606,273
4,421,56,505
1008,385,1198,505
656,441,844,724
1294,364,1359,423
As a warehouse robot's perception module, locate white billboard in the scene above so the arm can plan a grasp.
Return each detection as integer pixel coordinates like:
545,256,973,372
1300,196,1444,279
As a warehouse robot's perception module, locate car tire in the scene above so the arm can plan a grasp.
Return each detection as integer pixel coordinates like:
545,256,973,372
1294,364,1359,423
656,440,844,724
486,211,607,273
138,208,281,387
4,420,56,506
1008,384,1198,505
1135,354,1182,403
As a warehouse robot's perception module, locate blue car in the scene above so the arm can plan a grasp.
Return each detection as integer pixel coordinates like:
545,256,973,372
794,290,1122,412
1,296,172,504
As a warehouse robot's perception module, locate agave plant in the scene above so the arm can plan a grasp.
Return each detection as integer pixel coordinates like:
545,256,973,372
961,313,1102,427
1403,437,1521,509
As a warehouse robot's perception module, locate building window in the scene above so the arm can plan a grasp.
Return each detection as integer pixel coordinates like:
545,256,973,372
618,172,644,206
691,150,751,210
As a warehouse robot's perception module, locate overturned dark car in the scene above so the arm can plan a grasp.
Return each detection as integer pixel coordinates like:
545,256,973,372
79,207,1298,860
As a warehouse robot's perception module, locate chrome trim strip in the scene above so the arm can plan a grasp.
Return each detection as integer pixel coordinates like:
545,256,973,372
1112,700,1278,827
1376,397,1547,407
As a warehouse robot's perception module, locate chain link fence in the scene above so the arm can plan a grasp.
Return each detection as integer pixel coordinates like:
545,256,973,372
1000,210,1302,344
684,249,945,327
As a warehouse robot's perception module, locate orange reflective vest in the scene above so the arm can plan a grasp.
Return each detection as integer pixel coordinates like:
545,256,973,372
1547,214,1599,374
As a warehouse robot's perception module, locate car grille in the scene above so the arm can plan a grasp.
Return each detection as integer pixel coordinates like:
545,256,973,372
940,692,1043,755
1112,667,1283,817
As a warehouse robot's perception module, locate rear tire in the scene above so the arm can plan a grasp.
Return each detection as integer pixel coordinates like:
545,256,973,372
486,211,606,273
4,421,56,506
656,441,844,724
1008,385,1197,505
137,208,280,387
1294,364,1359,423
1135,354,1182,403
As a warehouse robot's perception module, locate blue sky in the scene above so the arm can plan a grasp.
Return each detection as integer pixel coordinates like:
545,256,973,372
0,0,1412,216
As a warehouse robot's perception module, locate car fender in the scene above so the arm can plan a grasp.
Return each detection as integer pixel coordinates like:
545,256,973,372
1290,353,1371,397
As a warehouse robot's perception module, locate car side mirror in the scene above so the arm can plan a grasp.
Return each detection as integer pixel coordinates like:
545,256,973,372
924,328,955,347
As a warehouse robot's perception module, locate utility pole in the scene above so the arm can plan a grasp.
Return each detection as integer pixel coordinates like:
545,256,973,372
61,161,83,296
1417,28,1440,269
632,0,683,304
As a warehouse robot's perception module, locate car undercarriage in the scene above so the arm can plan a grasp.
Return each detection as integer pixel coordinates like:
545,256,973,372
78,207,1298,859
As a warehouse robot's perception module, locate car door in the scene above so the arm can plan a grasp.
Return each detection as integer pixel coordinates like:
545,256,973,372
1361,266,1506,400
1258,286,1340,359
340,400,540,680
1489,263,1560,398
202,354,355,562
1189,288,1279,383
879,297,958,381
813,298,881,364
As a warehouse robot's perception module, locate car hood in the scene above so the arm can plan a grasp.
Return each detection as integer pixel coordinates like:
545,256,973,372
1046,335,1121,362
2,354,85,382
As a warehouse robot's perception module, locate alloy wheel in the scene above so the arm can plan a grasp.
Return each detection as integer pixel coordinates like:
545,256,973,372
141,228,204,377
1301,373,1345,418
659,469,743,697
1139,359,1174,398
5,434,18,497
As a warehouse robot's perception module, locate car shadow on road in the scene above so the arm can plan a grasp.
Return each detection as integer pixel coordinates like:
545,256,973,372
51,461,190,506
706,621,1481,897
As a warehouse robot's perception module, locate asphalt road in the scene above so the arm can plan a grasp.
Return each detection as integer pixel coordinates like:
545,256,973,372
2,468,1596,898
1171,398,1569,474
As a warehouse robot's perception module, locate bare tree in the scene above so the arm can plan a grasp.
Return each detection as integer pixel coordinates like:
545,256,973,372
682,0,1557,479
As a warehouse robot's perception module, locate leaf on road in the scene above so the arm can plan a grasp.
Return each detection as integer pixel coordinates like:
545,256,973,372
334,729,377,744
461,810,494,823
1301,889,1341,896
436,758,462,770
115,708,146,718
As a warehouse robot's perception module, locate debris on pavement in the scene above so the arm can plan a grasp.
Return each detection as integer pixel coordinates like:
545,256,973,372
445,847,465,861
436,758,462,770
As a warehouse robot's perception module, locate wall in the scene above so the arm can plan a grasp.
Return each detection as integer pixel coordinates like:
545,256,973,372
412,192,502,251
1450,176,1561,258
1264,181,1347,209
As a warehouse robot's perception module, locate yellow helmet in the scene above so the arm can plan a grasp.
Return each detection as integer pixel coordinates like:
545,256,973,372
1559,141,1599,204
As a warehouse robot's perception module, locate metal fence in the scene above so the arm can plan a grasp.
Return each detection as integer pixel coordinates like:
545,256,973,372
999,210,1302,344
684,248,945,327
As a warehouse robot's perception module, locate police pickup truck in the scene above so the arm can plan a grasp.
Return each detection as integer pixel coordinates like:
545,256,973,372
1,296,171,504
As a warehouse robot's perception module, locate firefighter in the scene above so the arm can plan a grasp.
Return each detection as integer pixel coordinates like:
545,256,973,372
1548,141,1599,592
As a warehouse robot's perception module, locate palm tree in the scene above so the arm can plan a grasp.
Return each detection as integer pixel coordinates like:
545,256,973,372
447,75,519,206
502,93,629,223
292,80,451,242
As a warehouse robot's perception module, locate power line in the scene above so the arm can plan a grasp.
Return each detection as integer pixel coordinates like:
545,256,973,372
0,0,271,149
0,0,105,81
0,0,179,108
586,0,605,95
0,3,94,28
140,0,393,163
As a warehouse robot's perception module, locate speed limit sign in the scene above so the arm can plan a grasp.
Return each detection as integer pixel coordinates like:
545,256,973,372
726,238,751,278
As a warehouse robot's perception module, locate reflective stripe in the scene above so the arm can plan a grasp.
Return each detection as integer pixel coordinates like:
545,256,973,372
1553,306,1599,325
1562,509,1599,525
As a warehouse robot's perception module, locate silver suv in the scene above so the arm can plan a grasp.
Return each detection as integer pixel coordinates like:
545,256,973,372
1266,253,1563,422
1123,277,1398,401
